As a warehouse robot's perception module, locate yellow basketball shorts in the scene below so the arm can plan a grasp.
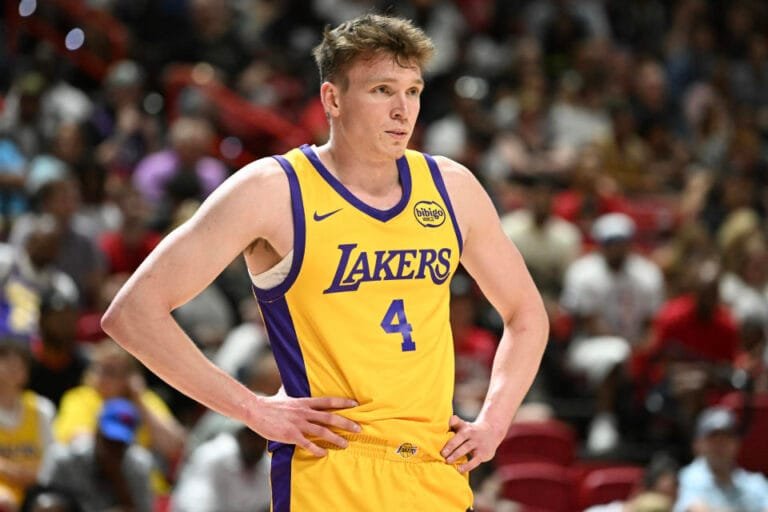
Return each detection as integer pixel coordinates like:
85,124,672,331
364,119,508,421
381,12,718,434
269,436,474,511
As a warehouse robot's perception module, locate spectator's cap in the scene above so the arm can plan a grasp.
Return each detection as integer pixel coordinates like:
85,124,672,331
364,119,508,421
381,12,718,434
39,284,79,315
591,213,636,244
98,398,139,444
105,60,145,88
695,406,738,439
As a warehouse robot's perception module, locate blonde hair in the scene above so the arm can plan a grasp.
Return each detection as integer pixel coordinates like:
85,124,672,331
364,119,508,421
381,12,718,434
312,14,435,88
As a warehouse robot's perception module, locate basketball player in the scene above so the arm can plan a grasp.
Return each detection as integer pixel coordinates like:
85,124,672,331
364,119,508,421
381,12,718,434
102,14,548,511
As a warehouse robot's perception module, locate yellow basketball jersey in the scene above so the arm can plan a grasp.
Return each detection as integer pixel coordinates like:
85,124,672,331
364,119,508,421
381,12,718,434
0,391,44,502
255,144,462,462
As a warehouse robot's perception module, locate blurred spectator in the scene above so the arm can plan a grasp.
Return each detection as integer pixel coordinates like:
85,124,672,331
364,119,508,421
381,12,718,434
98,188,161,276
549,70,610,154
18,485,82,512
733,317,768,395
186,346,280,456
560,213,664,453
27,287,88,408
720,232,768,329
9,179,105,308
0,73,48,160
586,452,680,512
423,76,492,165
551,144,625,237
53,340,186,470
596,101,652,196
38,399,154,512
729,33,768,110
0,134,30,221
171,425,270,512
638,260,740,449
213,301,269,378
501,175,581,304
132,117,227,228
651,221,715,297
188,0,250,83
0,340,55,512
19,485,83,512
674,406,768,512
0,215,78,343
91,60,160,180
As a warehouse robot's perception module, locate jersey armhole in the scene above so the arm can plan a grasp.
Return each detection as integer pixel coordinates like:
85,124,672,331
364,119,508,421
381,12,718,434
423,153,464,255
251,155,306,303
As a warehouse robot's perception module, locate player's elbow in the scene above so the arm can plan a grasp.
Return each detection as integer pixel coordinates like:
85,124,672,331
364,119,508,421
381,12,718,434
100,299,126,339
101,293,145,344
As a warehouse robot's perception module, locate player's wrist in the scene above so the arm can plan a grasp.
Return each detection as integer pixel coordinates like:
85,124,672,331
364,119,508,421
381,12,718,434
235,391,265,427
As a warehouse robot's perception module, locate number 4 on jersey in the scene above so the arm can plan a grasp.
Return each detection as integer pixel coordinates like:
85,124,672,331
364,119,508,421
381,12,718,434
381,299,416,352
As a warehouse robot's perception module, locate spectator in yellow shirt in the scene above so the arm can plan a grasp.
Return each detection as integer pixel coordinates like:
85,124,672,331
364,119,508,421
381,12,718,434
53,339,186,474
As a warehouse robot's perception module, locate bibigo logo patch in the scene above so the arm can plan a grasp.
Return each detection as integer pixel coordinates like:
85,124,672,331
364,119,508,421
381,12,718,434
396,443,418,459
413,201,446,227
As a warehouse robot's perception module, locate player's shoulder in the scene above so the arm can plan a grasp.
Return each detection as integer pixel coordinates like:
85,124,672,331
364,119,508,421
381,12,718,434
230,156,286,184
216,156,290,202
428,154,485,201
429,155,475,180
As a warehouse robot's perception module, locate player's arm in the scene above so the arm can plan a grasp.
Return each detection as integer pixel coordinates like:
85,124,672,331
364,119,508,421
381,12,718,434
436,157,549,472
102,158,359,456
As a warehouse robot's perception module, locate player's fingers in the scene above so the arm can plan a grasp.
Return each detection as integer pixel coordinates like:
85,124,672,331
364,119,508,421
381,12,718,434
297,436,327,457
303,397,359,410
445,439,475,464
441,430,469,459
305,423,349,449
458,456,483,474
449,414,466,430
307,410,361,433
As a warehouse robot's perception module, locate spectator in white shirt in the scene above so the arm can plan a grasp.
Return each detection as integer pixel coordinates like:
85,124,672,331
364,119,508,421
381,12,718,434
171,425,270,512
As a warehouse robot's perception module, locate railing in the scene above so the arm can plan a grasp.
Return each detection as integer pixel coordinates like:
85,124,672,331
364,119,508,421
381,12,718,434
163,64,312,160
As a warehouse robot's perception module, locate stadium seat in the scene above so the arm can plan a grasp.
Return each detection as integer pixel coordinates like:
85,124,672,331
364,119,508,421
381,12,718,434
497,462,577,512
494,419,577,468
578,465,644,509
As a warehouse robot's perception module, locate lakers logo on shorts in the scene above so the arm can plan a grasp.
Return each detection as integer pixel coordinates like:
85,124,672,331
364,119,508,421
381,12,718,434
395,443,418,458
414,201,446,227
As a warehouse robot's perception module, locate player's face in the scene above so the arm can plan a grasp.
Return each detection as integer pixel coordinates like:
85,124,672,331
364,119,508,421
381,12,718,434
333,53,423,159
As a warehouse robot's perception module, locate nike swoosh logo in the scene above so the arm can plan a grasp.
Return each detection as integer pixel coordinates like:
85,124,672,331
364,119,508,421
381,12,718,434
313,208,343,221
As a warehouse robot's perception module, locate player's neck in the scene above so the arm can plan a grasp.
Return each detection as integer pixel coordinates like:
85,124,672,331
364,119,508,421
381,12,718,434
316,140,400,195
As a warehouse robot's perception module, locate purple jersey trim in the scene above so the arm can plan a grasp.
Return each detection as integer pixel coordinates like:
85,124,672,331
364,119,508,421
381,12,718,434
259,295,310,398
299,144,411,222
423,153,464,254
270,444,295,512
252,155,306,302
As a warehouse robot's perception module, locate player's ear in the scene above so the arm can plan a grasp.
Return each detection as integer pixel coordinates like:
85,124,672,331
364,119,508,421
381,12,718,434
320,82,340,117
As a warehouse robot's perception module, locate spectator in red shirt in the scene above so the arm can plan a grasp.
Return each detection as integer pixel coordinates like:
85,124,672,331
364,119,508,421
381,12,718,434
638,260,740,448
99,187,161,276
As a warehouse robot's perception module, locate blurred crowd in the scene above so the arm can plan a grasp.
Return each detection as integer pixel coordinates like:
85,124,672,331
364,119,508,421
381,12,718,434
2,0,768,511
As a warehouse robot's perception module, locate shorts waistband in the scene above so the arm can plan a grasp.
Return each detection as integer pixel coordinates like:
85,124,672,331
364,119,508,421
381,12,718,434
317,434,442,464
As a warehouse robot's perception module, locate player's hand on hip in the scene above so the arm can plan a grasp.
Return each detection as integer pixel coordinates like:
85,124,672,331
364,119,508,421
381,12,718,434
250,395,361,457
441,415,503,473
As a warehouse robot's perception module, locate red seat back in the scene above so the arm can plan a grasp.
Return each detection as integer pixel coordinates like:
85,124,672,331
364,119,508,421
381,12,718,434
579,465,644,508
494,420,577,468
497,462,576,512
